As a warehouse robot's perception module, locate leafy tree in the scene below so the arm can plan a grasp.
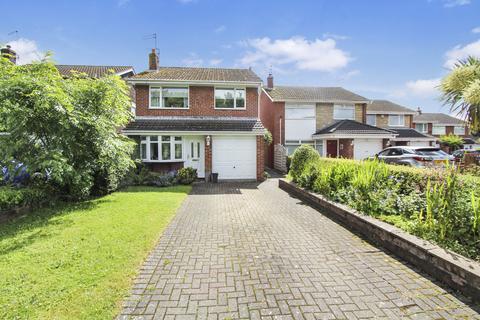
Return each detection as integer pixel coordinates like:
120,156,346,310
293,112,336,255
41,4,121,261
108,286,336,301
0,57,135,199
441,57,480,132
439,134,464,151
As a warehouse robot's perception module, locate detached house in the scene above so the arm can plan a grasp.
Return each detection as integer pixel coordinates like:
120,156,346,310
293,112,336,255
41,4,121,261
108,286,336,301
123,49,265,181
260,74,395,170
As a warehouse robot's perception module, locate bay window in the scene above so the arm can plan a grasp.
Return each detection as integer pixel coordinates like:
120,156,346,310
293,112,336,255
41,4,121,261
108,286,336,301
140,136,184,161
215,88,246,109
149,86,188,109
388,115,405,127
333,104,355,120
415,123,428,133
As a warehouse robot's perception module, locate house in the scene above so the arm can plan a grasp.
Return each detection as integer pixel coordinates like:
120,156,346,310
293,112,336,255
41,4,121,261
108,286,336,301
123,49,265,181
366,100,435,147
55,65,135,79
260,74,395,170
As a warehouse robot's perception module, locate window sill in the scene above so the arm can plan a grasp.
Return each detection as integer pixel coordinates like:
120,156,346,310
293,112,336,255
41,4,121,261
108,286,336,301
214,107,247,111
142,159,185,163
148,107,190,110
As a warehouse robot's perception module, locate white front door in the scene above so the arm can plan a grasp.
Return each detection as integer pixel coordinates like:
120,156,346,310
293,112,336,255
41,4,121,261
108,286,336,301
185,136,205,178
354,139,383,160
212,135,257,180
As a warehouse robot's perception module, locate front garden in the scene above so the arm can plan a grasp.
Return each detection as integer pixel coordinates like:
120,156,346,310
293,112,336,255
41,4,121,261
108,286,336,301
289,145,480,261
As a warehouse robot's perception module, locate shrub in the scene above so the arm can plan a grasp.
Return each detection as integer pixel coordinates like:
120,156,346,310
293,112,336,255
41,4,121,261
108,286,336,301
177,167,197,185
153,172,177,187
289,145,320,181
0,186,50,213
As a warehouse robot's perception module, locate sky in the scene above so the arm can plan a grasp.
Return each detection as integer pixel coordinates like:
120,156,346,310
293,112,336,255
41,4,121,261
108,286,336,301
1,0,480,113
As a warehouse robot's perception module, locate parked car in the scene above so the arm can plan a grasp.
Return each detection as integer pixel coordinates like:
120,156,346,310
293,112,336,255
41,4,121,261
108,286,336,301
452,149,480,162
373,146,454,168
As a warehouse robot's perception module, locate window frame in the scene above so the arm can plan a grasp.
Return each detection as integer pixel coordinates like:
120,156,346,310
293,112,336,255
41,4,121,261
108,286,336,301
333,104,355,120
388,114,405,127
366,114,377,126
140,135,184,162
415,123,428,133
148,86,189,109
432,125,446,135
454,126,465,135
214,87,247,110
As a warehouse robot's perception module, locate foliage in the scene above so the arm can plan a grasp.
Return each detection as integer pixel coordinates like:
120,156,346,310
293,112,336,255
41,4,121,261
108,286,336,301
0,57,135,200
153,171,177,187
439,134,464,150
176,167,197,185
289,145,320,181
0,185,190,319
263,171,271,179
441,57,480,132
263,129,273,146
0,186,50,213
289,155,480,260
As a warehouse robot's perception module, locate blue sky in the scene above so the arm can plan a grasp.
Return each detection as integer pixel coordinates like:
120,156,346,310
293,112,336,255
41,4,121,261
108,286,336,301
2,0,480,113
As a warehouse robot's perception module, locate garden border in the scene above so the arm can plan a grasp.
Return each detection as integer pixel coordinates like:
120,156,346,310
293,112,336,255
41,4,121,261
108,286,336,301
279,178,480,303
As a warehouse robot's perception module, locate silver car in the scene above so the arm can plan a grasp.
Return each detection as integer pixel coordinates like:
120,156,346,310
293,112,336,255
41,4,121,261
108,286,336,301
375,146,454,168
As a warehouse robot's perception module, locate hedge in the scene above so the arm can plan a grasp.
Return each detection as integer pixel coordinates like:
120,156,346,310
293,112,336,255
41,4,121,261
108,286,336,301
0,186,50,214
290,145,480,261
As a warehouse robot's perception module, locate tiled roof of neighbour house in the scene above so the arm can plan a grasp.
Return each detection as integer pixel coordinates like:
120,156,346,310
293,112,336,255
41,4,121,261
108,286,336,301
264,86,369,103
123,117,265,133
367,100,416,114
314,120,396,136
413,112,465,125
55,65,134,78
128,67,262,83
388,128,435,139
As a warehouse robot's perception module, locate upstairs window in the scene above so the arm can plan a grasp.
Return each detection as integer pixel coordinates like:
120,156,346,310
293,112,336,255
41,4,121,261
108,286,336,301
432,125,446,135
415,123,428,133
366,114,376,126
333,104,355,120
149,86,188,109
215,88,246,109
388,114,405,127
454,126,465,135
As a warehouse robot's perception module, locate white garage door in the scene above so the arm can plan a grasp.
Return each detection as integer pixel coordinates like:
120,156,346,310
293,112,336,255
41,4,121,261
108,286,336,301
212,136,256,180
354,139,383,160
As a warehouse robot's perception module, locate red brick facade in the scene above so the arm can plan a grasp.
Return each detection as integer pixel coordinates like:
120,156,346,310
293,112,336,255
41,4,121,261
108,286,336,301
256,136,265,181
260,90,285,168
205,140,212,181
135,85,259,117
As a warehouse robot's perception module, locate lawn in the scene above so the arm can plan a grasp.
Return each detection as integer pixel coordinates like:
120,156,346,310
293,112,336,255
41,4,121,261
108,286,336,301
0,185,191,319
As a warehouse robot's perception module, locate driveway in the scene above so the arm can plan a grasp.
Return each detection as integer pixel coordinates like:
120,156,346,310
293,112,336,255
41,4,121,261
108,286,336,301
118,179,479,319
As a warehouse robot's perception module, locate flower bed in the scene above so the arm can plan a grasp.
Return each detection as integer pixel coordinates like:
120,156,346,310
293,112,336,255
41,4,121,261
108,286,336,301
289,145,480,261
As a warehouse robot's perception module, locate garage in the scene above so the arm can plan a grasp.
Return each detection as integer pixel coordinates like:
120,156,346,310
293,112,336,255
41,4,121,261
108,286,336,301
354,139,383,160
212,135,257,180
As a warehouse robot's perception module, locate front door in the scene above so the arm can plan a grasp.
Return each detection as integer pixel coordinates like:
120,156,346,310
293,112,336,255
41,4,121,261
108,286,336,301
185,136,205,178
326,140,338,158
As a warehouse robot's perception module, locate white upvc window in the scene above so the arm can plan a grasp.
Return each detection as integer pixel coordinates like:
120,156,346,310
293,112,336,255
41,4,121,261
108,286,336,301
454,126,465,135
149,86,189,109
415,123,428,133
366,114,376,126
215,88,246,109
432,125,446,135
388,114,405,127
140,136,183,162
333,104,355,120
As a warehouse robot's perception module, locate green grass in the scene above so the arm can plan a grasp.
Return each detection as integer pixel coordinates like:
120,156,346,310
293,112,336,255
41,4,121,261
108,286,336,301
0,185,191,319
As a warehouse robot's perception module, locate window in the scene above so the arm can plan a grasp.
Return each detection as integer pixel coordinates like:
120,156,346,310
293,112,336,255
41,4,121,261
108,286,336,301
388,115,405,127
333,104,355,120
285,140,314,155
415,123,428,133
149,86,188,109
315,140,324,156
432,125,446,135
215,88,246,109
366,114,376,126
139,136,183,162
454,126,465,135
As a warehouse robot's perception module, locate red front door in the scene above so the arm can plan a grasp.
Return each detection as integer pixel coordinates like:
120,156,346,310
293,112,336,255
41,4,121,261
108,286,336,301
326,140,338,158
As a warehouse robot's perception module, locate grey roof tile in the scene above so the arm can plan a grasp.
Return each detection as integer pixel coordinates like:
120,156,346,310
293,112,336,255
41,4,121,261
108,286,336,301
129,67,261,83
367,100,416,114
264,86,368,103
314,120,395,135
388,128,434,139
55,65,134,78
413,112,465,125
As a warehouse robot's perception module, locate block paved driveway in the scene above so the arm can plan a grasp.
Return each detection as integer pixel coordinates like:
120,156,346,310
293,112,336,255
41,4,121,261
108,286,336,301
119,178,479,320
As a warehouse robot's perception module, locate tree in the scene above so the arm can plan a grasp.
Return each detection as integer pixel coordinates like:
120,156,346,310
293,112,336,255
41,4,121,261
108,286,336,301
439,134,463,152
441,57,480,133
0,57,135,199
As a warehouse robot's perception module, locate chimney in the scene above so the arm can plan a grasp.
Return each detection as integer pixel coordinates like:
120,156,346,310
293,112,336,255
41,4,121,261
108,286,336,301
1,45,17,64
148,48,159,71
417,107,422,115
267,72,274,89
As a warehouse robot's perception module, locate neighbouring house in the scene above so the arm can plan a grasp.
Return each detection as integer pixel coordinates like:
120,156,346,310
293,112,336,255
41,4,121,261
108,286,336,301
55,65,135,79
260,74,396,171
366,100,435,147
123,49,265,181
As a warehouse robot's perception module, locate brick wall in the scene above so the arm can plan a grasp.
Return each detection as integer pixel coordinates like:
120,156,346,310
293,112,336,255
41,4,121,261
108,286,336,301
135,85,258,117
256,135,265,181
260,91,285,168
205,141,212,181
339,139,353,158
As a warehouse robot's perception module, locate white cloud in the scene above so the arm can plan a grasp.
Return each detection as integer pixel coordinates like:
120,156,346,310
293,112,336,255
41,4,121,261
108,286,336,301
182,53,203,67
443,0,470,7
444,39,480,68
322,33,349,40
214,25,226,33
472,27,480,34
239,36,351,72
6,38,44,64
405,78,441,97
209,58,222,66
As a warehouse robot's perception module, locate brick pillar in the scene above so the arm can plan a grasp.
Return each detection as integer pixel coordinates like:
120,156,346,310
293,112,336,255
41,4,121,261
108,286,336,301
205,136,212,181
256,135,265,181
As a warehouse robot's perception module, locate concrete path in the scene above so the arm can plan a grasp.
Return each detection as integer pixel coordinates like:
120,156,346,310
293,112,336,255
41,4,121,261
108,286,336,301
118,179,479,319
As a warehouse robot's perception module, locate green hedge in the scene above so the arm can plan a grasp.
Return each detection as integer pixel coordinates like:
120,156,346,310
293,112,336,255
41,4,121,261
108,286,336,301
291,145,480,261
0,186,50,214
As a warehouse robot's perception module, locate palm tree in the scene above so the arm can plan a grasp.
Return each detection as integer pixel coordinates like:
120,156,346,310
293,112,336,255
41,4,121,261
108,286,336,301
441,56,480,133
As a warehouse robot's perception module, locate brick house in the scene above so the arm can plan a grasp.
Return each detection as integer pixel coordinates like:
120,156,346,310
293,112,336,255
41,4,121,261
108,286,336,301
366,100,435,147
260,74,395,170
123,49,265,181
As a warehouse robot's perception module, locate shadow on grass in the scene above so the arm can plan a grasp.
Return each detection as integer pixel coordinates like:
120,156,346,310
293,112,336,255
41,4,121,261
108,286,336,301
116,185,192,194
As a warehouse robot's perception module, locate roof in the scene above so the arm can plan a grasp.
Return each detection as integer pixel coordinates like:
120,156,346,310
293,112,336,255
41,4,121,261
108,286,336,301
129,67,261,83
388,128,435,140
264,86,369,103
367,100,416,114
314,119,395,136
55,65,134,78
413,112,465,125
123,117,264,134
463,137,478,144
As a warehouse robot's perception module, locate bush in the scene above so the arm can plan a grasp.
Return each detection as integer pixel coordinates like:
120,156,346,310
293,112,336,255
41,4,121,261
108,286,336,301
0,186,50,213
177,167,197,185
289,145,320,181
153,172,177,187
